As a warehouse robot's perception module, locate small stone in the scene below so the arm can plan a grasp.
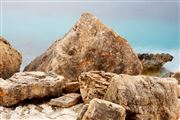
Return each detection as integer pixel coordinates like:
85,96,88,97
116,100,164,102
172,72,180,85
78,98,126,120
64,82,80,93
49,93,81,108
0,71,65,106
79,71,116,103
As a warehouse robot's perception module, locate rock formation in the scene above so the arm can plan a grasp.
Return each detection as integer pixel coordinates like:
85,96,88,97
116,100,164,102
24,13,142,81
49,93,81,108
77,98,126,120
79,71,116,103
104,74,180,120
138,53,173,72
0,37,22,79
0,71,65,106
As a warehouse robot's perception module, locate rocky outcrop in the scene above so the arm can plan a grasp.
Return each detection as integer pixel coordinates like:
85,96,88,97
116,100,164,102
104,74,180,120
24,13,142,81
79,71,116,103
172,72,180,85
63,82,80,93
49,93,81,108
77,98,126,120
138,53,173,72
0,37,22,79
0,72,65,106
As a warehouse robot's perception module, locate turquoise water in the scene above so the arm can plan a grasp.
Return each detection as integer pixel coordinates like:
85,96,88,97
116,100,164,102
1,1,179,71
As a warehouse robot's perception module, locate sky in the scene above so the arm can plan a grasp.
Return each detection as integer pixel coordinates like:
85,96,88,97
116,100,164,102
0,0,179,71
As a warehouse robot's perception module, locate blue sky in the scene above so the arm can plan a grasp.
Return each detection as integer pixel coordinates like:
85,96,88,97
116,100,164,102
0,0,179,71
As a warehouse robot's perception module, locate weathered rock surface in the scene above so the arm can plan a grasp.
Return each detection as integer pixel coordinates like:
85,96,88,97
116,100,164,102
79,71,116,103
104,74,180,120
64,82,80,93
49,93,81,108
0,103,83,120
138,53,173,72
0,37,22,79
172,72,180,85
0,71,65,106
24,13,142,81
77,98,126,120
178,85,180,98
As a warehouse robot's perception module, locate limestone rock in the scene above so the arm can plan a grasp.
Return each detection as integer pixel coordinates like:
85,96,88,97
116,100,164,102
138,53,173,72
49,93,81,108
0,37,22,79
64,82,80,93
78,98,126,120
0,71,65,106
104,74,180,120
79,71,116,103
24,13,142,81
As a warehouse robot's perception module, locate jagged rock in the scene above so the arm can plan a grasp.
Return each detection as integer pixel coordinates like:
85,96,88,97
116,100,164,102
104,74,180,120
172,72,180,85
138,53,173,72
49,93,81,108
0,71,65,106
77,98,126,120
24,13,142,81
0,103,83,120
64,82,80,93
79,71,116,103
0,37,22,79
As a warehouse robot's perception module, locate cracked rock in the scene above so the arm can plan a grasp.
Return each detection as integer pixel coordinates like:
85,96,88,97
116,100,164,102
24,12,142,81
0,71,65,106
104,74,180,120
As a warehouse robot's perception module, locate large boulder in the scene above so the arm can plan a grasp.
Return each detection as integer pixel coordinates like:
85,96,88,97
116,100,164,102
104,74,180,120
24,13,142,81
0,71,65,106
77,98,126,120
79,71,116,103
0,37,22,79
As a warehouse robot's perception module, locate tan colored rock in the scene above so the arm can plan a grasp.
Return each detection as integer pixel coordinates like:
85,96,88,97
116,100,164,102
78,98,126,120
0,71,65,106
64,82,80,93
172,72,180,85
24,13,142,81
178,85,180,98
0,37,22,79
49,93,81,108
104,74,180,120
79,71,116,103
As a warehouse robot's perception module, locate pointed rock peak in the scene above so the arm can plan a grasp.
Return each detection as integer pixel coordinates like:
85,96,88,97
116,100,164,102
0,37,10,45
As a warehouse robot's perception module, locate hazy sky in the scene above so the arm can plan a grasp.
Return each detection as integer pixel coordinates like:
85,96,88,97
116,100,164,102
0,0,179,71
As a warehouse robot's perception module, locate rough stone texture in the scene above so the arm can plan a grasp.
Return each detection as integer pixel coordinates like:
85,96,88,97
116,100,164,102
79,71,116,103
64,82,80,93
0,103,83,120
0,71,65,106
24,13,142,81
138,53,173,72
178,85,180,98
172,72,180,85
49,93,81,108
78,98,126,120
0,37,22,79
104,74,180,120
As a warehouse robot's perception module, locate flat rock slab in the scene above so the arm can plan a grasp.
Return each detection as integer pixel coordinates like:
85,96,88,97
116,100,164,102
24,12,142,81
49,93,81,108
104,74,180,120
0,72,65,106
64,82,80,93
77,98,126,120
79,71,116,103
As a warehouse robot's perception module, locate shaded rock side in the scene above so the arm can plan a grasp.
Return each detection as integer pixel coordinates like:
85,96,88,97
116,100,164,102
0,71,65,106
77,98,126,120
64,82,80,93
49,93,81,108
138,53,173,72
79,71,116,103
0,37,22,79
104,74,180,120
24,13,142,81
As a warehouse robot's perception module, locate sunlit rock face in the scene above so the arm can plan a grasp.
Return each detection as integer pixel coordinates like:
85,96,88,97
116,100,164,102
0,37,22,79
24,13,142,81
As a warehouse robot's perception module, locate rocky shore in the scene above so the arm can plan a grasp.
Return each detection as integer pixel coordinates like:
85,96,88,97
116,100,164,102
0,13,179,120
